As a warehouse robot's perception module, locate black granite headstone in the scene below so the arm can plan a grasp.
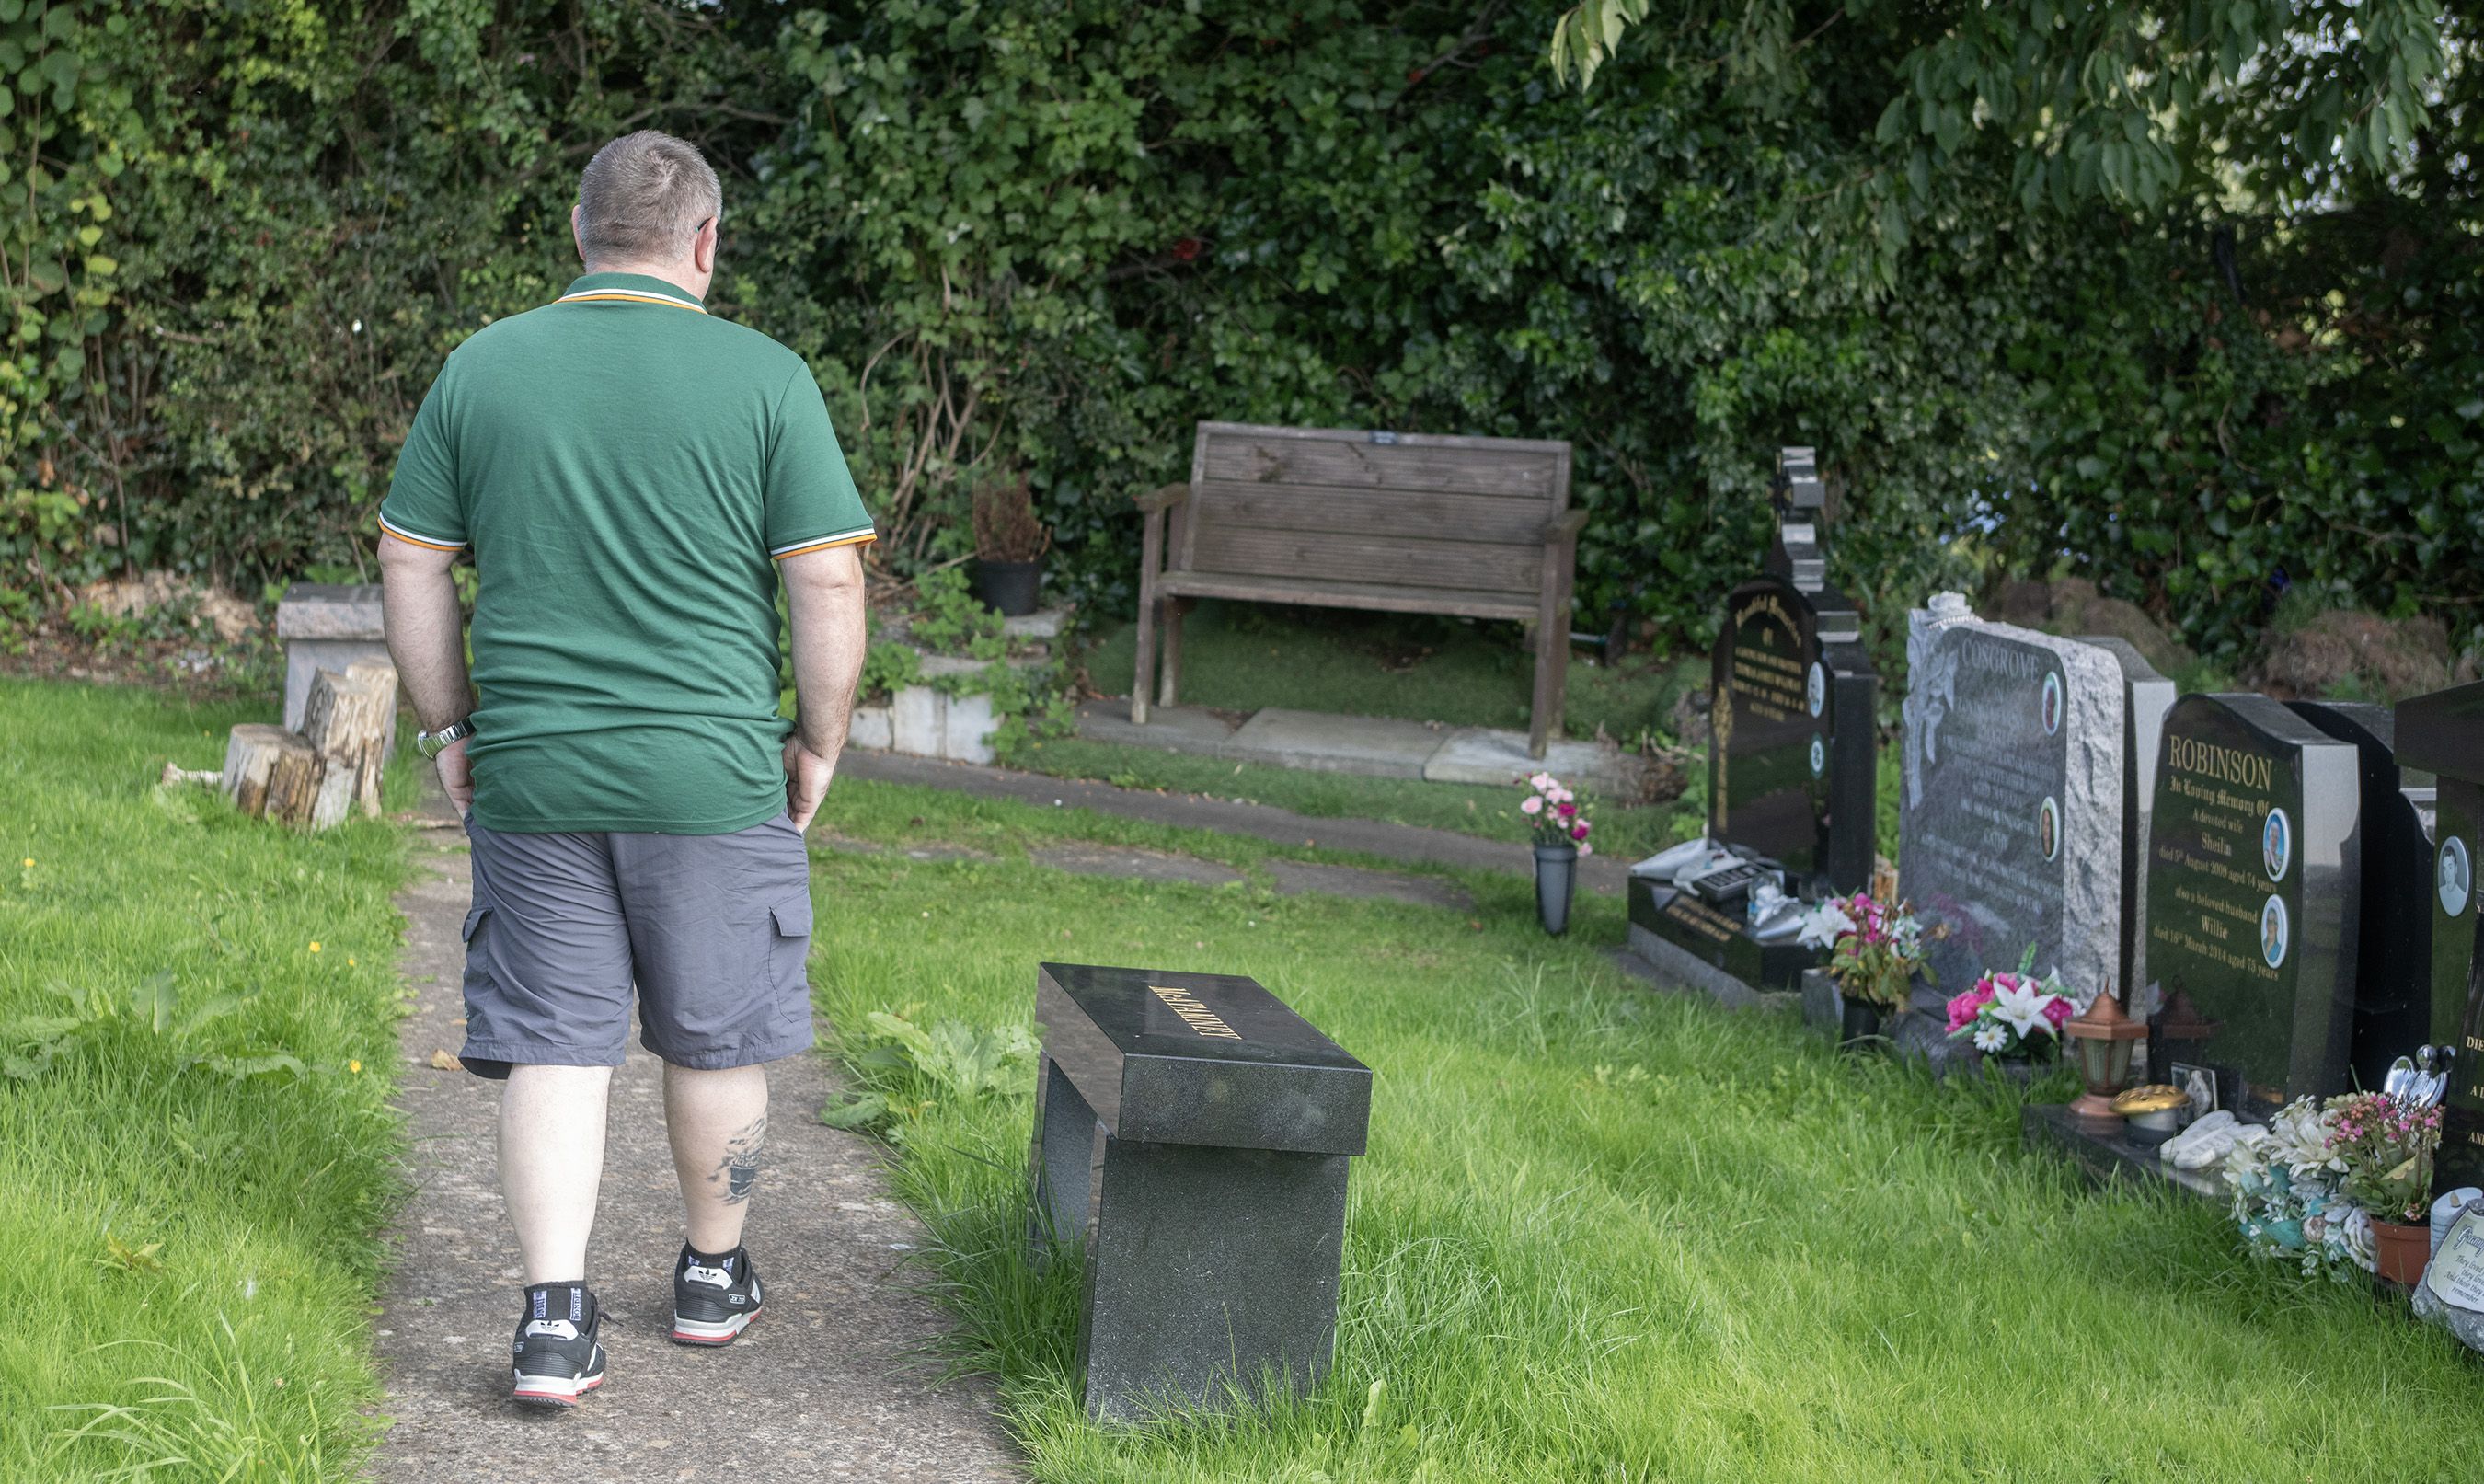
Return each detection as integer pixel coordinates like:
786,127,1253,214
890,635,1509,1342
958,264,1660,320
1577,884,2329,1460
2398,682,2484,1195
1026,963,1372,1421
2145,695,2362,1120
1629,448,1876,995
2286,700,2433,1095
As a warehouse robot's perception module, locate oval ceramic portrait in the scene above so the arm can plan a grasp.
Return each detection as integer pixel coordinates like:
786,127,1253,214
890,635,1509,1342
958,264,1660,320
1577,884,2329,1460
2038,796,2061,862
2260,894,2290,970
2040,671,2063,736
2261,806,2291,884
1807,661,1827,719
1808,734,1826,777
2442,835,2475,919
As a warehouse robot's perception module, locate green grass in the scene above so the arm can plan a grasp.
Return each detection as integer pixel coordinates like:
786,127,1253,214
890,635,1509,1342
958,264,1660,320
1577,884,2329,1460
1077,602,1701,745
0,680,410,1480
806,782,2484,1483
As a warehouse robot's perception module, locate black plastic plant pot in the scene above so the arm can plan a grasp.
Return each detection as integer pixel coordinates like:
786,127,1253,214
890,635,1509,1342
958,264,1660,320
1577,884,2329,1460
972,558,1044,616
1838,995,1882,1051
1534,843,1578,936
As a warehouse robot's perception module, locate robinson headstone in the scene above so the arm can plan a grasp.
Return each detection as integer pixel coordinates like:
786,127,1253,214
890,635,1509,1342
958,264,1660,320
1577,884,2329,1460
1898,597,2140,1004
2144,694,2363,1120
2398,682,2484,1195
1629,447,1876,995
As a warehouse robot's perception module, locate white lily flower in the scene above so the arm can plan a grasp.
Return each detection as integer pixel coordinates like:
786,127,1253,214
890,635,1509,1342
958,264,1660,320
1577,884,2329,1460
1989,979,2057,1041
1797,902,1857,949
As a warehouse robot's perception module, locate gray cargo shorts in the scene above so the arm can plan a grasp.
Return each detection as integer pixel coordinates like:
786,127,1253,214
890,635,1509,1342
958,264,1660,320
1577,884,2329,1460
458,811,815,1079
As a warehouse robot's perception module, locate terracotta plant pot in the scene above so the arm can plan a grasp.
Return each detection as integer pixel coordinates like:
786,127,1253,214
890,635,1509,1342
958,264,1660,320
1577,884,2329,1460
2373,1218,2431,1284
1533,843,1577,936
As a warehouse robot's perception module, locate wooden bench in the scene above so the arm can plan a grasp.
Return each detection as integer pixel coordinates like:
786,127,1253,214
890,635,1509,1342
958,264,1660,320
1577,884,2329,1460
1132,421,1581,757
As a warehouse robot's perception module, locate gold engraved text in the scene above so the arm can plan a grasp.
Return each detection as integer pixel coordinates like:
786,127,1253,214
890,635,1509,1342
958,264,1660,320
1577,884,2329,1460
1148,984,1244,1040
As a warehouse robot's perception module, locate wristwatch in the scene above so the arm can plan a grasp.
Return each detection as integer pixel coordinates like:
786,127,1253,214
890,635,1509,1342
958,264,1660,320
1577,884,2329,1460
416,718,474,760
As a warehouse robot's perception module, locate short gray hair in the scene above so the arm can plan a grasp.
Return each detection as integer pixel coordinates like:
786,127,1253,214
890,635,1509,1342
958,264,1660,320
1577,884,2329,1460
576,131,721,266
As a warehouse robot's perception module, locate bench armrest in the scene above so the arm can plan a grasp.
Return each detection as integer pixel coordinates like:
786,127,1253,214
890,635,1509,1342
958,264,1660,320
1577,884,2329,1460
1134,482,1191,513
1539,509,1589,544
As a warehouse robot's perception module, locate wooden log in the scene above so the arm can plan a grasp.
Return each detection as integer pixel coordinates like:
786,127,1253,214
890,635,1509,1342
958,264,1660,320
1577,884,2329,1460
301,660,397,822
221,724,320,824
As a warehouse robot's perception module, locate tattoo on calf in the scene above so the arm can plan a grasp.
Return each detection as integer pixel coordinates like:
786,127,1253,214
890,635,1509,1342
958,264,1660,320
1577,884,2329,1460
709,1114,767,1206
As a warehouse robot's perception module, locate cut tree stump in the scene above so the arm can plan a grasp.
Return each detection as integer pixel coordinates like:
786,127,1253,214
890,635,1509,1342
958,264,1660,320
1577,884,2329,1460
302,661,397,825
222,724,321,825
216,659,399,829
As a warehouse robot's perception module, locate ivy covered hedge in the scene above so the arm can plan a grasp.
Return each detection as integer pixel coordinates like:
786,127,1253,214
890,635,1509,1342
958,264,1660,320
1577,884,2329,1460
3,0,2477,671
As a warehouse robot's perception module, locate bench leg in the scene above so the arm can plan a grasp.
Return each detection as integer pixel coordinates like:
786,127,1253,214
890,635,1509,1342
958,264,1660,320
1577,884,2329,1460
1131,509,1165,726
1028,1055,1102,1263
1529,550,1575,760
1079,1134,1350,1421
1157,598,1191,709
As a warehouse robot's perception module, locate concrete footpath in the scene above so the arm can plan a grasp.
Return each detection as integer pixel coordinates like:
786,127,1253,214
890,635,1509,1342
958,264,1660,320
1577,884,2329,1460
838,749,1632,895
373,792,1019,1482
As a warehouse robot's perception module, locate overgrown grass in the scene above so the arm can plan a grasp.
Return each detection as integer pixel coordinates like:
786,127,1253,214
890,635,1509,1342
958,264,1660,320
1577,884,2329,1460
1076,602,1702,745
807,783,2483,1482
0,680,410,1480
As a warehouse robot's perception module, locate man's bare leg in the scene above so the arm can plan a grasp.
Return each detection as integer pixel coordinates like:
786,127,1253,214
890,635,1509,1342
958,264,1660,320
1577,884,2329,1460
663,1063,769,1253
499,1064,615,1284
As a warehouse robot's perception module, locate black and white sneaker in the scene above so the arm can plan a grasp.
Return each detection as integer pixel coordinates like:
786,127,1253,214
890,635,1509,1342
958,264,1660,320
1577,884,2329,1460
671,1244,763,1346
511,1282,606,1407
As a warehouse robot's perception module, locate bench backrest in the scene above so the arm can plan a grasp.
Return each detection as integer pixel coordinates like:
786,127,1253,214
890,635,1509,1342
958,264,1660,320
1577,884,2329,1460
1178,421,1572,600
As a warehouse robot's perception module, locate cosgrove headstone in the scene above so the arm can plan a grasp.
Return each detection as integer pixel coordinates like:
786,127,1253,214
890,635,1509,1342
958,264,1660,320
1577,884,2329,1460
2398,682,2484,1195
2144,694,2362,1121
1899,597,2132,1002
1630,448,1875,995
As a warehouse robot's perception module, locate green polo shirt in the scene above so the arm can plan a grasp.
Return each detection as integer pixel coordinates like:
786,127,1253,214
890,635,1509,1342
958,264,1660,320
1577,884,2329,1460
379,271,873,834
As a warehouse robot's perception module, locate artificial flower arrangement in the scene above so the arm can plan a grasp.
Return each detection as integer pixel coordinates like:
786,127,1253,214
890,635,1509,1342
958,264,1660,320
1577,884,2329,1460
1941,946,2076,1061
1795,892,1941,1010
2225,1091,2442,1281
1518,772,1593,856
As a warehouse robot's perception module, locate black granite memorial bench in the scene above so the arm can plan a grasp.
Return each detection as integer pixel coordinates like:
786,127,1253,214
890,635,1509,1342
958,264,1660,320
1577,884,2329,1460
1027,962,1373,1421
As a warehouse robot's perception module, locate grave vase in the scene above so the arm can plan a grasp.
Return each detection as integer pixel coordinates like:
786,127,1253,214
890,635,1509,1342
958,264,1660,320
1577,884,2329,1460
1837,993,1882,1050
2374,1219,2431,1284
1534,843,1578,937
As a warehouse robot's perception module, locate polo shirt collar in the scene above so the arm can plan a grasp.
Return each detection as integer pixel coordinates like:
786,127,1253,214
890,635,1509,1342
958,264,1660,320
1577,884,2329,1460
557,271,707,312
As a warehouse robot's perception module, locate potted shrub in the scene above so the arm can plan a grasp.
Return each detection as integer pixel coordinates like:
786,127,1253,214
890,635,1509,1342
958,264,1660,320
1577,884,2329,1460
1943,948,2076,1067
1518,773,1592,935
2328,1089,2444,1283
970,469,1051,616
1797,892,1938,1048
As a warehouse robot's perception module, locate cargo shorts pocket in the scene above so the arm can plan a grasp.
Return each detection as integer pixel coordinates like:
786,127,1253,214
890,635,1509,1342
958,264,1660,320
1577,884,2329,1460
765,894,813,992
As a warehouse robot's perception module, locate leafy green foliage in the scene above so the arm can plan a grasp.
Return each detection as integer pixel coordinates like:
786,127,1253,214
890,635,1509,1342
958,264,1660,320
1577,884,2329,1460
820,1004,1041,1145
5,1,2480,679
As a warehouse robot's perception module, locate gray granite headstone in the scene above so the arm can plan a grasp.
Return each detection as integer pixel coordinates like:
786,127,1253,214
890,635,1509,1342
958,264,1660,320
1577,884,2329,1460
1025,962,1371,1422
276,582,398,757
1900,595,2130,1002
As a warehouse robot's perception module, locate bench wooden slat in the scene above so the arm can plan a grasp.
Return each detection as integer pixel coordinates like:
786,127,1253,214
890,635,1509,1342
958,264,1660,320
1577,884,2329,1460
1156,570,1537,621
1199,429,1563,500
1189,524,1543,596
1191,479,1558,546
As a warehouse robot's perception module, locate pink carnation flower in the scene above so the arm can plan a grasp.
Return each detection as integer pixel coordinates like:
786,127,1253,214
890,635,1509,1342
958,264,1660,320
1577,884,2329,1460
2041,995,2075,1028
1520,796,1543,815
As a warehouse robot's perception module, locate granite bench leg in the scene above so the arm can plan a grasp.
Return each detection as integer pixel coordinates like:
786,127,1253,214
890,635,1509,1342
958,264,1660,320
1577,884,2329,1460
1079,1135,1349,1422
1029,1055,1102,1260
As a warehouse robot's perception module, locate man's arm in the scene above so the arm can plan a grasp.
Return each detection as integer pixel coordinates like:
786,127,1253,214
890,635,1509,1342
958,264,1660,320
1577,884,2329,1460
778,543,868,829
377,534,477,811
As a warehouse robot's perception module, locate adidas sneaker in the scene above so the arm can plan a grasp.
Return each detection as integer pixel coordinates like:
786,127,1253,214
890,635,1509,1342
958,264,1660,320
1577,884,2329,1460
510,1282,606,1407
671,1244,763,1346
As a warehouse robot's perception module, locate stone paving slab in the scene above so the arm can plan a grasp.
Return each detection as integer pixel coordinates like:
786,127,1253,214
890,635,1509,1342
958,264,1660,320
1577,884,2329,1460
1422,728,1623,791
374,797,1019,1483
1222,707,1448,778
1074,699,1242,754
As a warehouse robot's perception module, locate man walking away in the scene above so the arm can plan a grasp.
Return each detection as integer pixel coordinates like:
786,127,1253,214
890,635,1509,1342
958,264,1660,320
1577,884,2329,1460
376,130,870,1408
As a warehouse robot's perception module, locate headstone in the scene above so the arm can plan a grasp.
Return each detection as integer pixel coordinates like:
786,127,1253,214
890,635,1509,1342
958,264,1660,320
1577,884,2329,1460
2144,694,2363,1121
2287,700,2433,1095
1628,447,1876,995
275,583,399,759
2398,682,2484,1195
1897,598,2140,1003
1025,963,1371,1421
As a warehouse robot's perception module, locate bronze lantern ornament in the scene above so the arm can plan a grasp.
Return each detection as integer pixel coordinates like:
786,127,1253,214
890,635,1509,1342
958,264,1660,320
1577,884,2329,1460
2065,983,2147,1123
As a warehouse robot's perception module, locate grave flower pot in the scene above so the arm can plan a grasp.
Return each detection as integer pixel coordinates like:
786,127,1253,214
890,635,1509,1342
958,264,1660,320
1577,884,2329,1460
972,557,1044,617
2374,1218,2431,1284
1533,843,1578,936
1837,995,1882,1050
